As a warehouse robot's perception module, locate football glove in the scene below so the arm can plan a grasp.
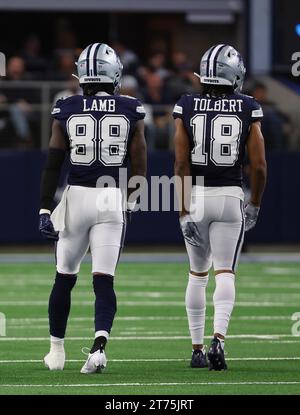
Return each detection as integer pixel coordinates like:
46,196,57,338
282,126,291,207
179,214,202,247
39,212,59,241
244,203,260,232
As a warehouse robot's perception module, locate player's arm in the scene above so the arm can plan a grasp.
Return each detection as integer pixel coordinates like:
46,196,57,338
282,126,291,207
174,118,191,217
127,119,147,212
174,118,201,246
245,121,267,231
39,119,67,240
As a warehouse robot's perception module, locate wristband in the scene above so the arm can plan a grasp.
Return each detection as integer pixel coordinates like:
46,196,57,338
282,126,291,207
127,201,137,212
39,209,51,215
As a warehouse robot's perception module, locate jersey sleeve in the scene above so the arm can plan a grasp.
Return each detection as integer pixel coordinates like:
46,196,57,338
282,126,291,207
172,95,186,120
120,95,146,121
51,96,74,120
133,98,146,121
250,98,264,123
51,98,66,120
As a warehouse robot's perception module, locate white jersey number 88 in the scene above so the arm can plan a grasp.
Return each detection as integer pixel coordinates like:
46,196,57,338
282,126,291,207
67,114,130,166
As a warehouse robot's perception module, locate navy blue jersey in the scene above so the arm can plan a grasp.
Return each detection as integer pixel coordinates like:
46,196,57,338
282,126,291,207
173,92,263,187
52,93,145,187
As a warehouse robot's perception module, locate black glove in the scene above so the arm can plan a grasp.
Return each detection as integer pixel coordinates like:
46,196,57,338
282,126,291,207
39,212,59,241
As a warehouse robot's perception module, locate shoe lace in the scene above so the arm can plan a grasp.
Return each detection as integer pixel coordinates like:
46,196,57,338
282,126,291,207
81,347,90,356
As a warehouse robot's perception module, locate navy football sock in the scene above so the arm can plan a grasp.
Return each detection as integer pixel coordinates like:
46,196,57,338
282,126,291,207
93,274,117,335
48,272,77,338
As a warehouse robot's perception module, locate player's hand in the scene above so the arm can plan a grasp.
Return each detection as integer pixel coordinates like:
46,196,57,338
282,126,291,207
39,213,59,241
179,214,202,247
244,203,260,232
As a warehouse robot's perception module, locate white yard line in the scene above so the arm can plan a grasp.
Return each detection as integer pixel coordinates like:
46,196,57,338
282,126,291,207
4,329,300,337
0,334,298,341
238,283,300,289
1,357,300,364
2,281,300,289
264,267,300,275
242,340,300,344
1,251,300,263
7,315,294,324
1,300,300,307
1,381,300,388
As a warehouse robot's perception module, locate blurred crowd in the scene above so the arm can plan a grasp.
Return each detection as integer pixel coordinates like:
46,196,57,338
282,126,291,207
0,32,291,151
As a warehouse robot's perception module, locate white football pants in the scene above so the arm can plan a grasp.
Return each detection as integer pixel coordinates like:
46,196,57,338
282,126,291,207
55,186,126,276
185,193,245,273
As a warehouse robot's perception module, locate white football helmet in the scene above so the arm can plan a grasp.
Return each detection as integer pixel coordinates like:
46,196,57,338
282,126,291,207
75,43,123,93
196,44,246,92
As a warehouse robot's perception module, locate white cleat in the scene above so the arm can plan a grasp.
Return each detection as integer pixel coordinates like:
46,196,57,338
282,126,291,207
80,349,107,374
44,350,65,371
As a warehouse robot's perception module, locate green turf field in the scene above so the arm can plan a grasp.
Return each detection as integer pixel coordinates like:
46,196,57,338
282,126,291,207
0,261,300,395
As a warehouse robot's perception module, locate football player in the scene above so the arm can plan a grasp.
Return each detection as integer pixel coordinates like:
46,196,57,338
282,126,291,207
39,43,147,373
173,45,267,370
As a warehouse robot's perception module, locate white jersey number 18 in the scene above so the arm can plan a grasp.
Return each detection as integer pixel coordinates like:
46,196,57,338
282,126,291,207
191,114,242,166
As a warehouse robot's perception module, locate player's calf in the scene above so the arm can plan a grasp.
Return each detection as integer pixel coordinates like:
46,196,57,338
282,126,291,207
213,272,235,339
185,272,209,368
44,273,77,371
48,272,77,338
80,273,116,374
93,273,117,335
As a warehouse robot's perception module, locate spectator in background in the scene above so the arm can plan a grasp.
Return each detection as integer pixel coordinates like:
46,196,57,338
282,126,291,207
0,93,18,148
120,75,141,99
1,56,36,147
49,26,78,80
142,69,172,149
147,52,170,81
142,68,171,105
250,81,289,151
119,75,155,149
52,76,82,105
20,35,47,79
51,52,76,81
6,56,30,81
58,52,76,79
54,29,77,56
111,41,139,75
167,51,199,101
172,51,189,73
